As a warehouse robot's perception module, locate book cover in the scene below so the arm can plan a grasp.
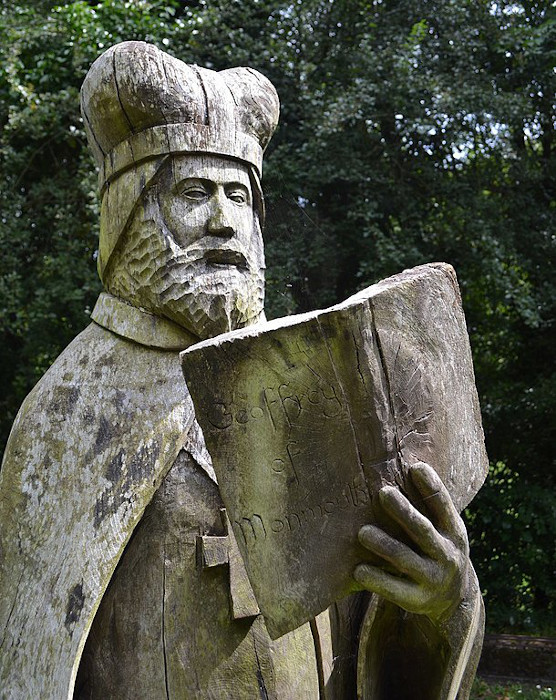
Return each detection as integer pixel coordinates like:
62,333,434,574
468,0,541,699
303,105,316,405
181,263,488,639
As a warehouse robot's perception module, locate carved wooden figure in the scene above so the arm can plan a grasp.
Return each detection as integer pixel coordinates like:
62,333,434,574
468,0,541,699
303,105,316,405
0,41,487,699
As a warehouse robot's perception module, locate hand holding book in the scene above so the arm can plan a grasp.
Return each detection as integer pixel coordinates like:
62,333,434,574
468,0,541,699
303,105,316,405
355,461,469,624
181,263,488,638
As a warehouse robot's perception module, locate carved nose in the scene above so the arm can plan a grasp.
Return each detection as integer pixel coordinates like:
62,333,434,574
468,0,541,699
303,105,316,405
207,199,235,238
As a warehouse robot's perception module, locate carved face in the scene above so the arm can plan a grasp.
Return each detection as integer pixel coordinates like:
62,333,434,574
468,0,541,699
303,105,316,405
104,154,265,339
159,157,256,255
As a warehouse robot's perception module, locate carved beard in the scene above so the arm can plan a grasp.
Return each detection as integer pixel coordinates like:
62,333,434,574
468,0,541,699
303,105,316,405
103,200,265,340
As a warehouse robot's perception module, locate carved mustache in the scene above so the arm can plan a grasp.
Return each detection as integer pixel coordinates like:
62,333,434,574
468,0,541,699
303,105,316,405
203,248,248,269
169,245,251,271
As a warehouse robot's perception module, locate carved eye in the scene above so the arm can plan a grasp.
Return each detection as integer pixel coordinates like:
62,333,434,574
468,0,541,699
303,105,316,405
227,189,248,205
181,185,208,201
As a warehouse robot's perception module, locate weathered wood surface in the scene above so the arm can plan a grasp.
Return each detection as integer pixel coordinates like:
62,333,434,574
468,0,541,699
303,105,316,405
0,41,284,699
101,153,268,339
181,262,489,639
1,38,488,699
79,40,279,281
76,446,324,700
0,313,195,699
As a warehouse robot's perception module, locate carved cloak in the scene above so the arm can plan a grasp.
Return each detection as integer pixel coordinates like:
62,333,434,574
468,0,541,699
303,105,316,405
0,293,485,700
0,317,194,699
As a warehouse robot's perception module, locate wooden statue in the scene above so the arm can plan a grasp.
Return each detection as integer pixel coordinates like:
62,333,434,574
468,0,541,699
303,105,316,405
0,41,487,699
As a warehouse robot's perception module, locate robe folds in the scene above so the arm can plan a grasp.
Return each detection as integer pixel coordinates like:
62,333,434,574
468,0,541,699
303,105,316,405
0,294,484,700
0,303,195,698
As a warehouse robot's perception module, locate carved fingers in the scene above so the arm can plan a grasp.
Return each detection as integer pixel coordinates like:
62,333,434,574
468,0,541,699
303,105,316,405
410,462,469,554
358,524,437,581
354,462,469,623
353,562,426,612
376,485,453,562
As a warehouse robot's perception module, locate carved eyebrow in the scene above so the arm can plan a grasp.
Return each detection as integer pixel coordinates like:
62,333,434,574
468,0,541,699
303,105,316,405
175,177,212,190
225,182,251,198
225,181,249,190
175,177,250,191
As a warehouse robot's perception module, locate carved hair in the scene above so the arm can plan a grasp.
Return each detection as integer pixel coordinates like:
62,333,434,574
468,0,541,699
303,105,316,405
80,41,279,279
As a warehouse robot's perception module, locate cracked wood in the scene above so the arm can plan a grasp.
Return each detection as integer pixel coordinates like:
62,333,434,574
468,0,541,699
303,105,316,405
181,262,489,639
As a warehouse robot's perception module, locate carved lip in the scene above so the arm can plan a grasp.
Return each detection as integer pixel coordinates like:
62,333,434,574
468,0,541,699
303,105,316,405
203,249,248,269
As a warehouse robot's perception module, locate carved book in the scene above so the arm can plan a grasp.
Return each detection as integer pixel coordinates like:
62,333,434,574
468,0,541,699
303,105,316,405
180,263,488,639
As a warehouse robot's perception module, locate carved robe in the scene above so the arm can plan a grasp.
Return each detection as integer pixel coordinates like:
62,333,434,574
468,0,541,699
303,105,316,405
0,295,194,698
0,294,483,699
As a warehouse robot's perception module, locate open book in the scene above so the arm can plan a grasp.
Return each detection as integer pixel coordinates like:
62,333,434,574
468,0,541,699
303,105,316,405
180,263,488,639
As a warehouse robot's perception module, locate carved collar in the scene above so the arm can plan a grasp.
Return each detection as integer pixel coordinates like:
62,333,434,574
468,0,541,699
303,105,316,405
91,292,198,351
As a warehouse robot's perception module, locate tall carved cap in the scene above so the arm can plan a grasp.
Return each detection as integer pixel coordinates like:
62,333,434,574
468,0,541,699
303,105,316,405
81,41,280,188
80,41,279,279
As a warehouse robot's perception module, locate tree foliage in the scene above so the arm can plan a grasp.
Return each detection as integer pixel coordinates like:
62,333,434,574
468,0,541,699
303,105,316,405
1,0,555,632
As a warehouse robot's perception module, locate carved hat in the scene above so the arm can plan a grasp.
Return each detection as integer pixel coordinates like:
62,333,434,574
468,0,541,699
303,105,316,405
80,41,280,279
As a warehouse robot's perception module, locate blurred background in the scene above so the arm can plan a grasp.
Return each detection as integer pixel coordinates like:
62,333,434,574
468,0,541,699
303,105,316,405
0,0,554,654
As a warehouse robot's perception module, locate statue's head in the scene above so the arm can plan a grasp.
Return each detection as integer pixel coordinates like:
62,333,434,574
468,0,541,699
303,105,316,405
80,41,279,339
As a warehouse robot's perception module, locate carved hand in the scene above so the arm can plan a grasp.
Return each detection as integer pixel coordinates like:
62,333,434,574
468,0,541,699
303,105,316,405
354,462,470,624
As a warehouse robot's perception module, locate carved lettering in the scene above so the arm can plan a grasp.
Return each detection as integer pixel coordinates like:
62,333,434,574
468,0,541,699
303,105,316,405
307,390,321,405
300,504,323,519
206,400,265,430
263,386,280,430
208,379,347,433
286,441,301,483
349,478,370,506
320,384,343,418
272,458,286,473
236,409,249,424
236,477,371,542
234,514,267,546
208,401,232,429
279,383,301,424
286,512,302,530
336,491,351,510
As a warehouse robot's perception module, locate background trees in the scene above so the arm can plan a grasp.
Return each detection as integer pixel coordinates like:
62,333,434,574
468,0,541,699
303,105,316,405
1,0,554,632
